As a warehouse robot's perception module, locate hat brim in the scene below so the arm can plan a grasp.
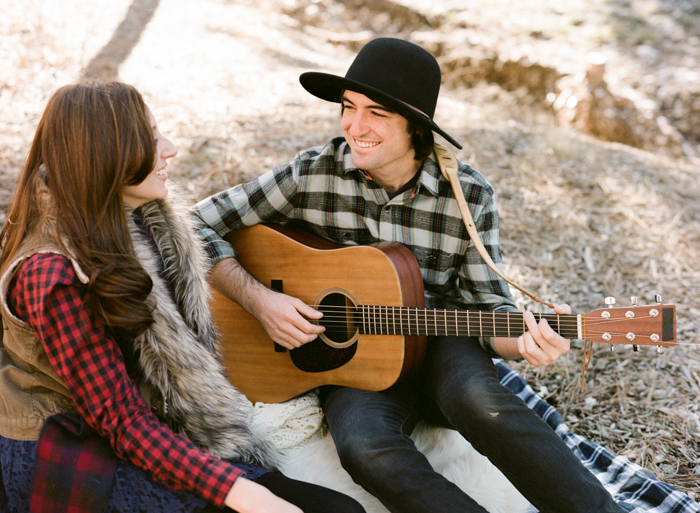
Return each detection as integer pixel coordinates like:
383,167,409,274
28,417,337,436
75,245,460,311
300,72,463,150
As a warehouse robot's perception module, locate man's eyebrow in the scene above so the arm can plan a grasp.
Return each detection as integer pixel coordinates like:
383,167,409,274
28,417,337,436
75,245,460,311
341,95,394,113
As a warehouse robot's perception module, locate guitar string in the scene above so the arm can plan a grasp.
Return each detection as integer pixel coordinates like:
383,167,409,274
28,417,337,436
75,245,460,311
311,306,645,327
312,309,645,327
311,304,661,321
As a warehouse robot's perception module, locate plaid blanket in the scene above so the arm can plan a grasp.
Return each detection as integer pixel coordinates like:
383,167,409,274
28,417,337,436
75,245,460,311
496,362,700,513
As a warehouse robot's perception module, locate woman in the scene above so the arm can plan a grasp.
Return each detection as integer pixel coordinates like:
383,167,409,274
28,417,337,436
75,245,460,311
0,80,364,513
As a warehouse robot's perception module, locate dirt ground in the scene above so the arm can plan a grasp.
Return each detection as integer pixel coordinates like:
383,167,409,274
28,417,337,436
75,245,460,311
1,0,699,495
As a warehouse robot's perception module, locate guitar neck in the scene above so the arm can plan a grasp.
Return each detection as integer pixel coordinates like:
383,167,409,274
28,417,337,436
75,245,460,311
354,306,580,339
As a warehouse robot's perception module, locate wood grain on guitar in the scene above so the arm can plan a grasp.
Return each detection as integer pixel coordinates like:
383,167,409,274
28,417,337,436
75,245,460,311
210,224,677,403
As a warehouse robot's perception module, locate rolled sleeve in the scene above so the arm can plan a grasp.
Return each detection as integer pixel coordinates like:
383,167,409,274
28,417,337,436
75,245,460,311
192,166,299,266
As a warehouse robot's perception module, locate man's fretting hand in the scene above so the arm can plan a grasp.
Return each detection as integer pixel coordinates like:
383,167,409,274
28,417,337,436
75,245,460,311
517,304,572,366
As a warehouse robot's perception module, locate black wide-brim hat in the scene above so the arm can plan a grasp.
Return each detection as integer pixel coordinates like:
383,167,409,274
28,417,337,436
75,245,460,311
299,37,462,149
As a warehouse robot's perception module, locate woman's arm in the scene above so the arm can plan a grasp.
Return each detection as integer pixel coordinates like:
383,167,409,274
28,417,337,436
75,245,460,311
11,253,241,507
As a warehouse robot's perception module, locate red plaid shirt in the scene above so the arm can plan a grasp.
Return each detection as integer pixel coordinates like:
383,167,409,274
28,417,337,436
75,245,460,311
9,253,243,507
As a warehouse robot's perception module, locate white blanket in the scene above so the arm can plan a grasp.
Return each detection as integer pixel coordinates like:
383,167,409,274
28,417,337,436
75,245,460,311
252,392,534,513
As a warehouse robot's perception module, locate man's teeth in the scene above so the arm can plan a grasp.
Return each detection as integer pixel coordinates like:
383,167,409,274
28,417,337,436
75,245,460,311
355,140,379,148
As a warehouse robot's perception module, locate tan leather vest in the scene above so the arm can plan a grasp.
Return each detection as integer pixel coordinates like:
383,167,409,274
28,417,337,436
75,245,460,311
0,236,86,440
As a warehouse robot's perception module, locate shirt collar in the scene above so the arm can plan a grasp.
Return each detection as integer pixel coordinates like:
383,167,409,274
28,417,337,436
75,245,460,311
338,140,442,198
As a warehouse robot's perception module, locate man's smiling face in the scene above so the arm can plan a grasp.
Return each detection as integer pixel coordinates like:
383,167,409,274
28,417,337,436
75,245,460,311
341,90,417,185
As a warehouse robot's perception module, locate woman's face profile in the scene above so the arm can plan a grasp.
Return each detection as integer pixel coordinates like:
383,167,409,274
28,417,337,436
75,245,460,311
122,106,178,209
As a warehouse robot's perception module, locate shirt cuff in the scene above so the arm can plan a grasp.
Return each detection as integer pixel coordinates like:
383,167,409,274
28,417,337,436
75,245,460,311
201,236,237,266
477,336,501,359
203,464,246,508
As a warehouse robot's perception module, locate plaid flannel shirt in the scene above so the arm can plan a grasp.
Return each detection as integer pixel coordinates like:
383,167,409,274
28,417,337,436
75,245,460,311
193,137,518,317
9,253,242,507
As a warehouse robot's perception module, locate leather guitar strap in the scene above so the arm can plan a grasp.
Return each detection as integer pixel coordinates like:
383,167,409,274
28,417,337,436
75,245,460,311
434,144,599,391
433,142,555,310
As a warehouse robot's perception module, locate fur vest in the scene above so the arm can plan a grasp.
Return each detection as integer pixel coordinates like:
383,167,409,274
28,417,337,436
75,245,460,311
128,186,278,468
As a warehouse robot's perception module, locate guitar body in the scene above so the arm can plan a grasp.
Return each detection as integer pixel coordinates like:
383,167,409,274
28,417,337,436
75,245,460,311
210,224,427,403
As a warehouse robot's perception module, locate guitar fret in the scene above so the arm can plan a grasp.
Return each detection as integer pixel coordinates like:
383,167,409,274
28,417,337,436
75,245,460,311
444,310,448,336
455,310,459,336
479,310,483,337
492,312,496,337
381,305,385,335
399,307,403,336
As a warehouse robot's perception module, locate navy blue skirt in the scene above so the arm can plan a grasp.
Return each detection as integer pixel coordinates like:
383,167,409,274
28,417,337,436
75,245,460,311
0,435,270,513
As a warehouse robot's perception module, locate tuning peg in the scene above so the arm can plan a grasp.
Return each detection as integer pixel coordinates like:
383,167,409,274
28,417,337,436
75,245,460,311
630,296,638,305
656,346,663,354
603,297,616,351
632,345,639,351
655,294,662,304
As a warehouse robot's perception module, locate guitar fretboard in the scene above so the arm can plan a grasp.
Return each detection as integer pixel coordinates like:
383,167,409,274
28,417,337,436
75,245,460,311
354,306,581,339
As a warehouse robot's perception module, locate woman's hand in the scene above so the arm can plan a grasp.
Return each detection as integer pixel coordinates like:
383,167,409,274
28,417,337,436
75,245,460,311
224,477,302,513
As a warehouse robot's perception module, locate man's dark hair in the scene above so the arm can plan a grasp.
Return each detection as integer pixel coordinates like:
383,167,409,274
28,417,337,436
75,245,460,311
340,90,435,162
405,115,435,161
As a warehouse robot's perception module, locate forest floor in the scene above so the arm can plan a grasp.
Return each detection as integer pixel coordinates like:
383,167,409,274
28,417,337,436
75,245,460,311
1,0,699,495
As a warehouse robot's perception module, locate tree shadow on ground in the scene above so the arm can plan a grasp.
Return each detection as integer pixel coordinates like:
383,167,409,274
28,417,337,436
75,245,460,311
81,0,160,81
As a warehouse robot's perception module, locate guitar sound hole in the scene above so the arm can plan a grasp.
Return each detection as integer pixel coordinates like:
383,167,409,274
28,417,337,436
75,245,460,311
291,290,359,373
316,290,359,348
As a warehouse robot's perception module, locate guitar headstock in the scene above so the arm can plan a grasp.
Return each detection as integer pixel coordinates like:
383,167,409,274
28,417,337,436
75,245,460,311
582,296,676,348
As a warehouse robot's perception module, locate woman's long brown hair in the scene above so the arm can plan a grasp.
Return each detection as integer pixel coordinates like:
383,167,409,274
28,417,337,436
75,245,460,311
0,81,157,335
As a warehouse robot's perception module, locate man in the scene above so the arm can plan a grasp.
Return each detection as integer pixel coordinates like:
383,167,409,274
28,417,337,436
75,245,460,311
193,38,625,513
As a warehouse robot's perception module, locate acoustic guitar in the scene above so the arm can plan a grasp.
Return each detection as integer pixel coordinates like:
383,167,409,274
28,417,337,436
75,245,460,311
210,224,677,403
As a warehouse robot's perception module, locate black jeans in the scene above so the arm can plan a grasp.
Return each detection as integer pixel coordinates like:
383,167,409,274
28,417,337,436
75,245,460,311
321,336,625,513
